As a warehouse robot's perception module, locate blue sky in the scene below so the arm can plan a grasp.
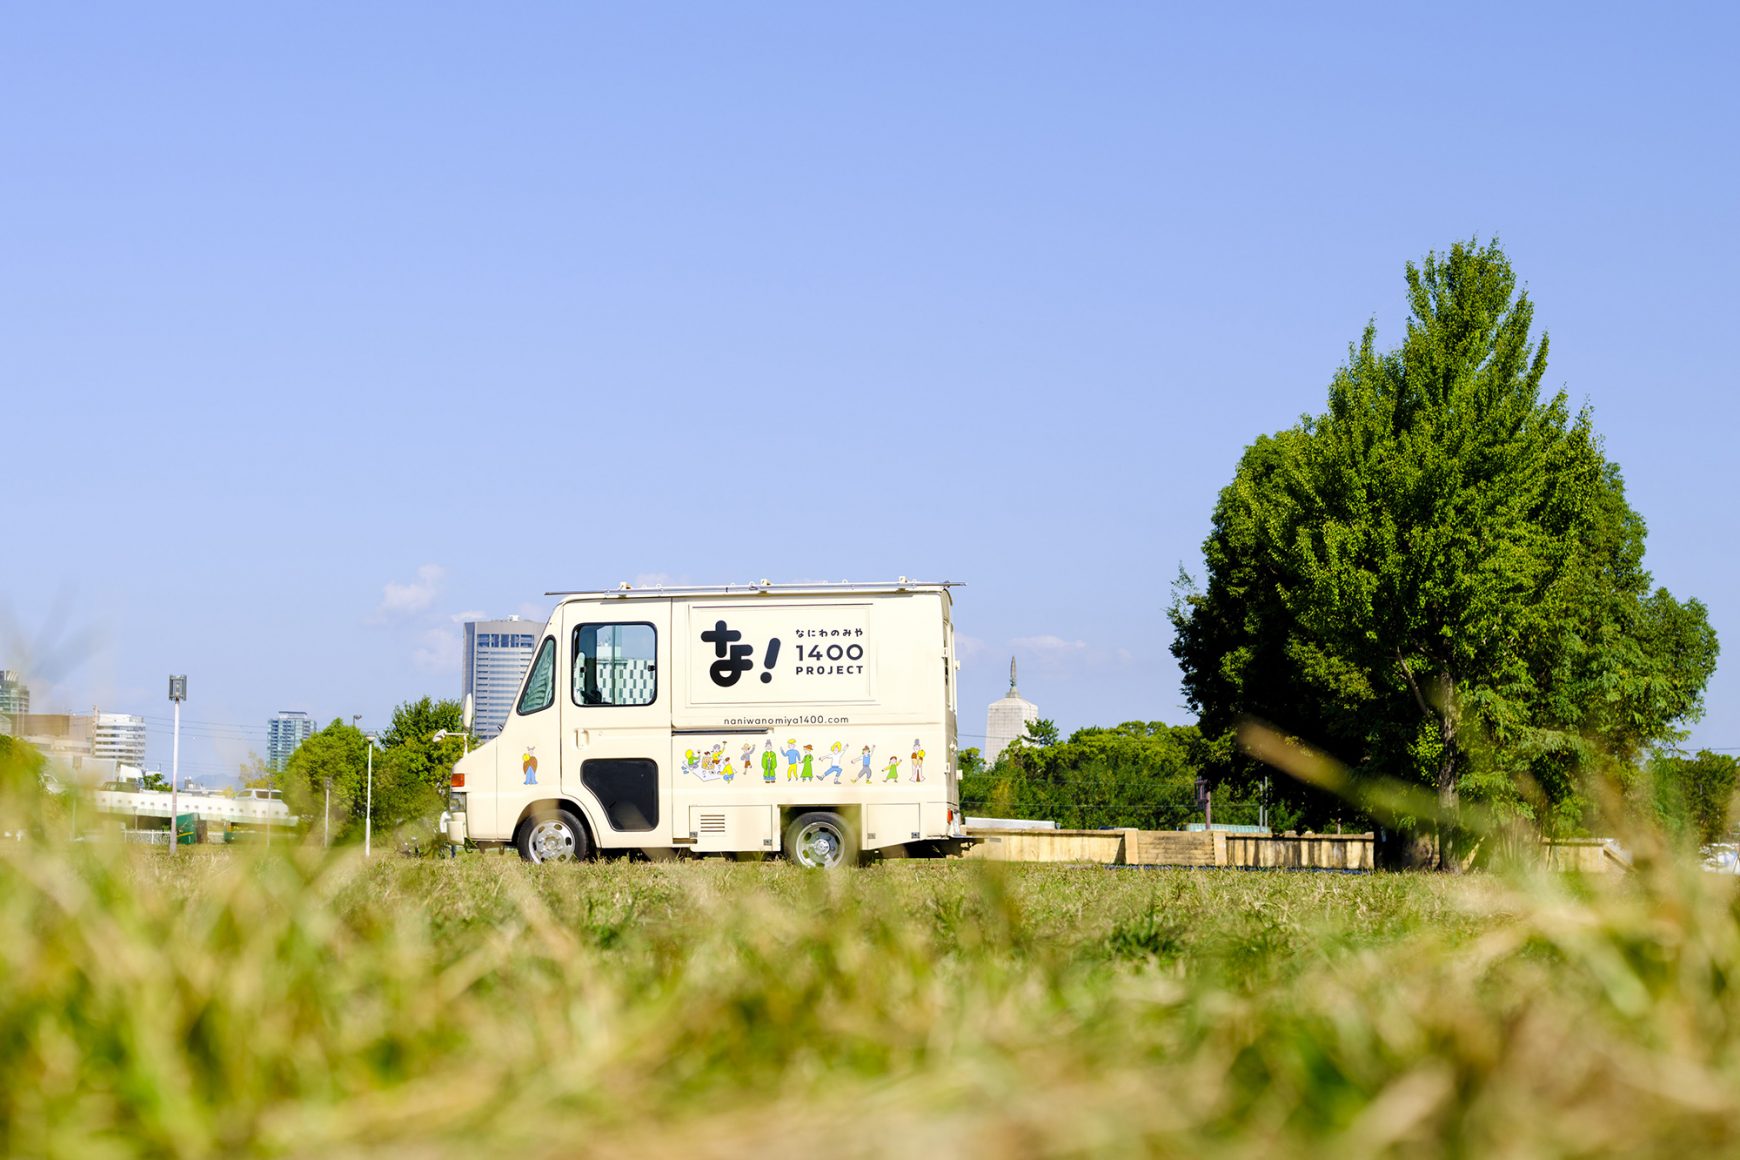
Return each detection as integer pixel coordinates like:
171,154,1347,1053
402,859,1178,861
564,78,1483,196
3,2,1736,783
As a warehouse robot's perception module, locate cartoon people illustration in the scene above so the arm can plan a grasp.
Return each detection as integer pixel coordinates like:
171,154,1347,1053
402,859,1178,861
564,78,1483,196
761,739,778,784
522,746,538,786
740,742,756,778
856,745,875,783
682,748,700,777
883,754,901,782
784,739,802,781
910,738,925,782
823,741,845,785
800,744,815,781
721,753,736,784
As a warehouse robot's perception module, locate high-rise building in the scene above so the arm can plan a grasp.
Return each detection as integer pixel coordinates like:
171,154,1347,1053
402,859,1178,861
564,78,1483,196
11,713,90,751
90,711,147,769
10,711,129,785
464,617,539,739
0,670,29,720
267,710,317,771
983,657,1039,767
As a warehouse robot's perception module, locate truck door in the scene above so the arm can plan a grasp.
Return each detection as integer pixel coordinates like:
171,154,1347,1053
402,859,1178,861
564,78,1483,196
559,603,673,847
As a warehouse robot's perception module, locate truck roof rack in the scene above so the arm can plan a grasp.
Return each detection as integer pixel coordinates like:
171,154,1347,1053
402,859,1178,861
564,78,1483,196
544,579,964,598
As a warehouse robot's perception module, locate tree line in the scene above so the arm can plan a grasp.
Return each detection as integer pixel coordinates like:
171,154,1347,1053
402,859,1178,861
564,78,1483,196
958,716,1737,850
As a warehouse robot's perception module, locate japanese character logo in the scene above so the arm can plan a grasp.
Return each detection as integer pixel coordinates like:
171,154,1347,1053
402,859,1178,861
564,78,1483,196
701,620,754,687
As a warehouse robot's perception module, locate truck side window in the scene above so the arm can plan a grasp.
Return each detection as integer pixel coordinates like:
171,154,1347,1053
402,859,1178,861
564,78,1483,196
516,637,556,716
573,623,657,707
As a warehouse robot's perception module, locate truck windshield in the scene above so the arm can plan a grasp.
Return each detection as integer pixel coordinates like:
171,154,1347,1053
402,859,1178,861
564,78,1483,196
517,637,556,715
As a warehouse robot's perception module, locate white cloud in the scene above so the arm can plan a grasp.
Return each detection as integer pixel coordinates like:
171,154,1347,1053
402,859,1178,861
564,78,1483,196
1007,634,1134,676
412,624,462,676
954,632,990,666
631,572,683,589
378,564,444,619
1011,634,1091,656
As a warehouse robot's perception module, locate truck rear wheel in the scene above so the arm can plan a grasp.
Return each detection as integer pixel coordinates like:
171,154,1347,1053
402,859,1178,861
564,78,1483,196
785,811,854,870
517,807,591,864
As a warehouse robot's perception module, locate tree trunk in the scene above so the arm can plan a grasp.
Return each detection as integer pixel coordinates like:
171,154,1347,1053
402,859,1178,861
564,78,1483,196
1436,676,1459,872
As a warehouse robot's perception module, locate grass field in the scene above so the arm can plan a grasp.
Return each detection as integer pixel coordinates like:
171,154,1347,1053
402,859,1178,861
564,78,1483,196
3,832,1738,1157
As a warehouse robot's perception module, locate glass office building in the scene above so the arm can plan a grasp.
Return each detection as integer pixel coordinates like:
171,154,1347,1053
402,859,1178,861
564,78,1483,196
267,710,316,771
464,618,538,740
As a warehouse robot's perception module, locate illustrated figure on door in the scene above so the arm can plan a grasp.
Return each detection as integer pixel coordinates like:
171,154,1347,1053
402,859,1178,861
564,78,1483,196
522,746,538,786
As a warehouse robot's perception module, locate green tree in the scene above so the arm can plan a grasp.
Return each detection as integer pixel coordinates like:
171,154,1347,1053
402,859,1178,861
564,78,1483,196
959,721,1262,831
280,719,369,842
1021,719,1062,748
381,696,464,751
0,735,64,838
375,697,467,841
1171,240,1717,859
1648,749,1739,848
239,754,274,790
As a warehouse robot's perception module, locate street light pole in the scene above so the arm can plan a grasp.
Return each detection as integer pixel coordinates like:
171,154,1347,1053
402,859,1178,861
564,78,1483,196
168,675,187,853
364,734,379,858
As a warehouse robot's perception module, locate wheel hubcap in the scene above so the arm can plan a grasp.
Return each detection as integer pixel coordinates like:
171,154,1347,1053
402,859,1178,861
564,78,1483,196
798,824,842,867
531,820,576,862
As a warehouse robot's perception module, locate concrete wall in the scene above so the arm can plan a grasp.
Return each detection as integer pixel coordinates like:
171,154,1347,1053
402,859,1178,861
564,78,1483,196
959,827,1626,875
964,828,1129,864
1224,833,1374,871
1540,839,1629,873
962,827,1377,870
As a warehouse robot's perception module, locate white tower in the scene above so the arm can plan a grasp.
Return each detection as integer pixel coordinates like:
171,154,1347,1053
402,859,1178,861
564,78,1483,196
983,657,1039,766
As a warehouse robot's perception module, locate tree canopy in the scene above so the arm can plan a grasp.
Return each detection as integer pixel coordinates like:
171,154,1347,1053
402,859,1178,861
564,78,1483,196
1170,240,1716,848
1647,749,1738,848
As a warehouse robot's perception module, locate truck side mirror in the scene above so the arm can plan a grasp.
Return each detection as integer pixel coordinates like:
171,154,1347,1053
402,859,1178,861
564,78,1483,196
462,693,474,732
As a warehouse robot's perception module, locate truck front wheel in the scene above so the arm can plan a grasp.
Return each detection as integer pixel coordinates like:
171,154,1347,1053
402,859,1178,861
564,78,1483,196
785,811,854,870
517,808,591,864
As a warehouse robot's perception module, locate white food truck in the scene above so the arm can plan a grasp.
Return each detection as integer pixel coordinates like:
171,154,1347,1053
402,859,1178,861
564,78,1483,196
449,581,972,867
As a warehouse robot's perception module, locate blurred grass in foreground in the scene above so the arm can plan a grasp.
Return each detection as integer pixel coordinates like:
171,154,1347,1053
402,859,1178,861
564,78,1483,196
3,771,1739,1155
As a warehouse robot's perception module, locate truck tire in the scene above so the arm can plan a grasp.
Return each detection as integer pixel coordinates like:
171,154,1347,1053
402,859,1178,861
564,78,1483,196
517,807,591,864
784,811,854,870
